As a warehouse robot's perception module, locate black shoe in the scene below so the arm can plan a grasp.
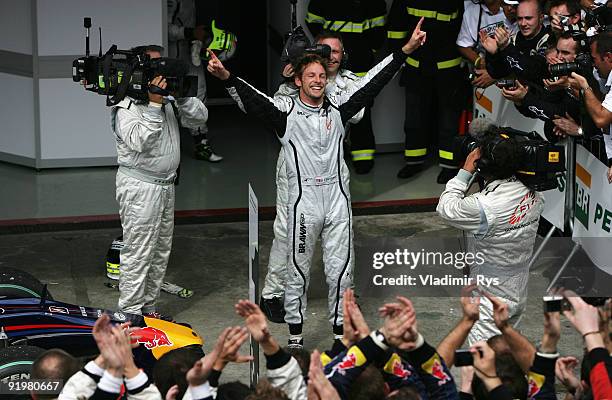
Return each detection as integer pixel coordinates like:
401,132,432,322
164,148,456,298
287,337,304,349
397,164,423,179
194,141,223,162
353,159,374,174
437,168,458,184
260,296,286,324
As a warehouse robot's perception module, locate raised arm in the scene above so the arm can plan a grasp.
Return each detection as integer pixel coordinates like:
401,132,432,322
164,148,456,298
207,50,292,137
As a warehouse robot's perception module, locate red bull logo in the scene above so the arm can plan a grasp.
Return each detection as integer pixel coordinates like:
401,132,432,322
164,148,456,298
392,359,412,379
132,327,173,350
527,373,545,399
333,353,357,375
422,355,451,386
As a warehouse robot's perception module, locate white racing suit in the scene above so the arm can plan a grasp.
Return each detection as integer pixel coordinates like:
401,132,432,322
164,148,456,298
226,50,405,332
168,0,208,136
262,71,365,300
111,96,208,314
436,170,544,344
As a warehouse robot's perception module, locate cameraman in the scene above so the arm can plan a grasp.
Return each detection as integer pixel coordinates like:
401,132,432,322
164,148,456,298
436,129,545,344
111,45,208,318
569,31,612,180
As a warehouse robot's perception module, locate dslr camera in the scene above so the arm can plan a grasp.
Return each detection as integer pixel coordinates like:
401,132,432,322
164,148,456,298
72,18,197,106
455,124,566,191
549,52,593,77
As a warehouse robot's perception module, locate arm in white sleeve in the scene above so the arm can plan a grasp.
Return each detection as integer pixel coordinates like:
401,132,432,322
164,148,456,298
436,170,488,233
175,98,209,130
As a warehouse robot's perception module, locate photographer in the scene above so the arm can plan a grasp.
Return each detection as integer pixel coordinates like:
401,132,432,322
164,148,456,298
501,33,601,143
111,45,208,319
569,31,612,180
436,129,545,344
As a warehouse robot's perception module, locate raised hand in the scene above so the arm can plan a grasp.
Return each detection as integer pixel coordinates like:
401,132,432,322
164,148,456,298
481,291,510,331
380,296,419,350
308,350,341,400
186,327,229,387
555,356,581,395
479,30,498,55
235,300,271,344
207,49,230,81
213,326,253,371
460,284,481,322
402,17,426,55
342,289,369,347
148,75,166,104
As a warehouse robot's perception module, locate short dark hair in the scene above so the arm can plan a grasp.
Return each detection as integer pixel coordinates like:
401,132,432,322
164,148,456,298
558,31,582,52
153,346,205,399
314,30,344,47
546,0,581,16
245,379,289,400
348,365,385,400
293,54,328,79
131,44,164,54
217,381,253,400
31,349,80,400
472,354,528,400
593,31,612,57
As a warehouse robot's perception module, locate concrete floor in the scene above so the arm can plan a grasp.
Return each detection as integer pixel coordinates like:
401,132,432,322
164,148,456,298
0,212,588,387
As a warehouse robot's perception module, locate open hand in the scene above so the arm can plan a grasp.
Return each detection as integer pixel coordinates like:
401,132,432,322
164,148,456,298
235,300,271,344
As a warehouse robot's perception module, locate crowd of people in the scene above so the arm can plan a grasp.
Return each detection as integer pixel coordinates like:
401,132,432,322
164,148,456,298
30,289,611,399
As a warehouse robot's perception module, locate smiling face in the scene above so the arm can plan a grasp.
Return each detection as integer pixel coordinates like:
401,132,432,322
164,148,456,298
295,62,327,106
317,37,343,77
517,0,543,39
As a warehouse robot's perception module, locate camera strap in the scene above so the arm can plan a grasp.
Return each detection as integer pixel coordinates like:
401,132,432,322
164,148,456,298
107,58,139,106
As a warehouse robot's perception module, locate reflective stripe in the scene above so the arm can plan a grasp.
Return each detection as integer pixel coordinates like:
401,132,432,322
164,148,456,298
406,57,462,69
439,150,454,160
406,7,459,22
405,148,427,157
305,11,326,24
387,30,409,39
406,57,420,68
437,57,462,69
352,149,375,161
306,12,386,33
369,15,386,28
354,71,367,77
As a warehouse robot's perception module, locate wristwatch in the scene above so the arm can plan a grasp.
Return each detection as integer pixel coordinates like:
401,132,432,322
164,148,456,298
577,127,584,136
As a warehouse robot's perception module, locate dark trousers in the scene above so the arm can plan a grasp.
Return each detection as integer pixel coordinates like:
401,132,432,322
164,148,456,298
403,69,463,167
349,106,376,163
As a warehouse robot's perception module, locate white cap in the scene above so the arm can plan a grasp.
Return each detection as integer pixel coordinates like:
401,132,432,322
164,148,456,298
503,0,519,5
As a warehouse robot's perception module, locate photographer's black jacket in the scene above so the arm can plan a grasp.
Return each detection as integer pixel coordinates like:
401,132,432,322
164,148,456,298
486,26,550,82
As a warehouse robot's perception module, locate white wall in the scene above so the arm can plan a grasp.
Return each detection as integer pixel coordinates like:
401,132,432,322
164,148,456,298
36,0,163,56
39,78,117,159
0,73,35,158
0,0,32,54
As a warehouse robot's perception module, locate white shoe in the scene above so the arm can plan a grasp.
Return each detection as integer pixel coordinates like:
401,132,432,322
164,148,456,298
191,40,203,67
